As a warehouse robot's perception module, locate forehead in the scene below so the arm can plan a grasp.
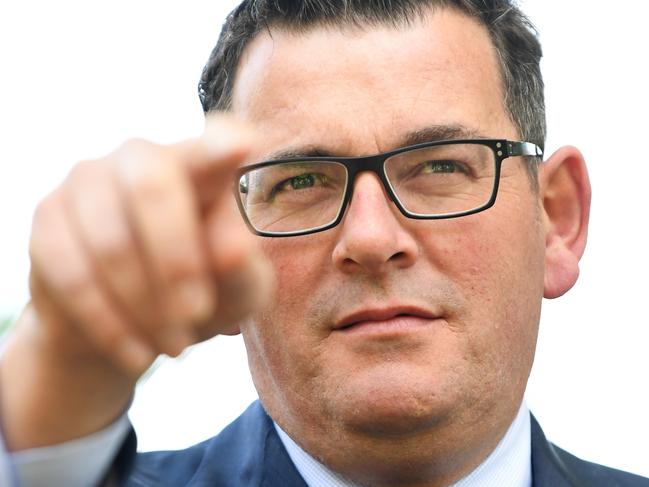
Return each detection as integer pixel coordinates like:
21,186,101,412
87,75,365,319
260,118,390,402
231,8,515,155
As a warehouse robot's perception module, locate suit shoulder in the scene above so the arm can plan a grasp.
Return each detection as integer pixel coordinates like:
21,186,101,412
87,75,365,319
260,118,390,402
530,414,649,487
551,444,649,487
124,401,272,486
125,437,212,486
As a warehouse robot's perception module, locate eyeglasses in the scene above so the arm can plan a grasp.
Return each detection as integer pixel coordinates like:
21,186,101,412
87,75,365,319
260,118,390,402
233,139,543,237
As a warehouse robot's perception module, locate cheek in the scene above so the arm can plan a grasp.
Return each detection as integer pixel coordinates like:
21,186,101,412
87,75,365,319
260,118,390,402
243,236,335,394
433,194,544,300
259,235,333,323
423,201,545,376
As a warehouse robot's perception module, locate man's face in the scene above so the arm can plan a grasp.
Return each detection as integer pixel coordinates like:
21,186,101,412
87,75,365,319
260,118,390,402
232,8,546,480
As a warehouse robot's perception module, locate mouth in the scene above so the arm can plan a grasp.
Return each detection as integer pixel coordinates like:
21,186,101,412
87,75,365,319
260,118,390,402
333,306,442,336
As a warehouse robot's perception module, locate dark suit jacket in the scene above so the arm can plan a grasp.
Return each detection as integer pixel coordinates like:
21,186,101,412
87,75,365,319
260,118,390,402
114,401,648,486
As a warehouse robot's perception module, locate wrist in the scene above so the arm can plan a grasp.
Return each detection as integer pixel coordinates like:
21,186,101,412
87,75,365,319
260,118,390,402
0,305,136,451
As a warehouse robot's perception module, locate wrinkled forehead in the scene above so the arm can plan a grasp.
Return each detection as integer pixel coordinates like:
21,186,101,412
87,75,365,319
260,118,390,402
231,8,514,157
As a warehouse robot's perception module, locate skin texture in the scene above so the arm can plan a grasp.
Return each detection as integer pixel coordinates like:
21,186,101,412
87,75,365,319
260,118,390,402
0,6,590,487
232,9,589,486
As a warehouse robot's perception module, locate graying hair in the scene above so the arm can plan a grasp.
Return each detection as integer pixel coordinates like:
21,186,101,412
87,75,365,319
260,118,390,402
198,0,545,183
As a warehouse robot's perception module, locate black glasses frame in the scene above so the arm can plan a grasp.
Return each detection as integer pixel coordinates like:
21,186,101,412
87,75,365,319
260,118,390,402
233,139,543,237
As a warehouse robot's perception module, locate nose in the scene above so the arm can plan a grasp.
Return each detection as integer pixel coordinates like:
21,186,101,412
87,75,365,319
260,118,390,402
332,172,419,276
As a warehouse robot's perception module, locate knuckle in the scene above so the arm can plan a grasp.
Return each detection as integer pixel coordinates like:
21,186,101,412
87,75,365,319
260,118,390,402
30,203,50,237
116,137,154,155
119,155,174,202
71,287,125,350
114,139,179,192
161,258,202,284
93,323,123,352
67,159,97,183
91,228,133,267
31,190,61,230
30,193,67,265
58,264,96,298
128,169,169,202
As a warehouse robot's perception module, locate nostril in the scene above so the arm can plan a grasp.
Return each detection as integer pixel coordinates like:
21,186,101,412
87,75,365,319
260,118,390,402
389,250,416,263
388,249,418,269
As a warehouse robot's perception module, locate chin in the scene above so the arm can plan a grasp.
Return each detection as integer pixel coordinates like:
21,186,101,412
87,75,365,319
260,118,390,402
322,364,458,438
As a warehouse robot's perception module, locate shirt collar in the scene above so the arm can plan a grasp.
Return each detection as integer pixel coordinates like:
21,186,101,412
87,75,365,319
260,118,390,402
274,402,532,487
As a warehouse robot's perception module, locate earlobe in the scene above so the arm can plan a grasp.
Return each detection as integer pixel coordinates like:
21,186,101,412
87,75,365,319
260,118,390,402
540,146,591,299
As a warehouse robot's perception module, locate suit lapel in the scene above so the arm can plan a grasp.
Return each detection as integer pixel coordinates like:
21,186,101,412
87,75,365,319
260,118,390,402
259,421,309,487
530,414,579,487
184,401,308,487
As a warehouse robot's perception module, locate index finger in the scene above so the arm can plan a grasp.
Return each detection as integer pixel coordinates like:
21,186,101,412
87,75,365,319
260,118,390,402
180,114,257,209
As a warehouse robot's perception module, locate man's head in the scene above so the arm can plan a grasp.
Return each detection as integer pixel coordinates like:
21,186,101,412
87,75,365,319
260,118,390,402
200,1,590,485
200,0,546,185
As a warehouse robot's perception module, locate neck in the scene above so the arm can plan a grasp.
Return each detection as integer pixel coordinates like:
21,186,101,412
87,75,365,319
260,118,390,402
276,401,529,487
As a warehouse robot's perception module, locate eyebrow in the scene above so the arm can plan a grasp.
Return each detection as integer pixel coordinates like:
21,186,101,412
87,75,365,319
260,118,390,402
263,124,482,161
400,124,481,147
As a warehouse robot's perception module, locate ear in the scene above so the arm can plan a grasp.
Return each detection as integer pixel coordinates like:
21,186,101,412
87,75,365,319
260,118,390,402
540,146,591,299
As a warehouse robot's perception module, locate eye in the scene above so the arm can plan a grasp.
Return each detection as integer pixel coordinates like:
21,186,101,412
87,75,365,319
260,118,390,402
420,160,466,174
274,173,327,193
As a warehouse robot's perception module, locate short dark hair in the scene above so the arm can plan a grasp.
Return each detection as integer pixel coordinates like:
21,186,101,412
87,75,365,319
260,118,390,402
198,0,545,181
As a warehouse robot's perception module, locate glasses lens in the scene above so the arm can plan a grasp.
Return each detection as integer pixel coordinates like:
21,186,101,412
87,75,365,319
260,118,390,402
384,143,496,216
237,161,348,234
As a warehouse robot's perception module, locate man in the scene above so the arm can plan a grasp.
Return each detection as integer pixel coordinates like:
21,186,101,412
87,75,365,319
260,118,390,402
0,0,647,486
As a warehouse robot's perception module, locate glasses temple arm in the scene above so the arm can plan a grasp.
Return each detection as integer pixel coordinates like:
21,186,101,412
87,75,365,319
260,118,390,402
507,141,543,158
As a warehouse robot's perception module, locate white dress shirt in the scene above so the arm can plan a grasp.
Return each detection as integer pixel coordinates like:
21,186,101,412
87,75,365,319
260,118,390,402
1,414,131,487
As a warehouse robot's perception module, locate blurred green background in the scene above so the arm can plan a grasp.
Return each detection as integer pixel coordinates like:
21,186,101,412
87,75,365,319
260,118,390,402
1,315,14,336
